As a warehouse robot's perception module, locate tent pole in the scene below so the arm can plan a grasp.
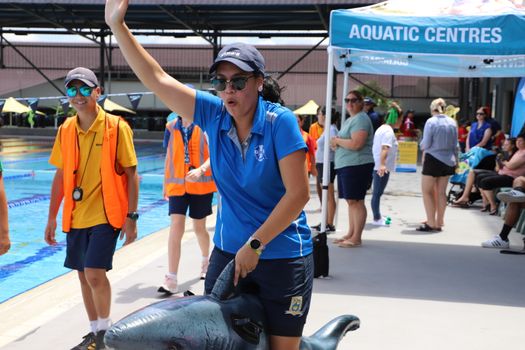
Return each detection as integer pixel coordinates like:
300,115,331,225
320,47,335,234
341,72,349,124
333,71,348,230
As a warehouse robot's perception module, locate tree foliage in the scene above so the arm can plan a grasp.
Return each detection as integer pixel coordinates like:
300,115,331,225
355,81,390,110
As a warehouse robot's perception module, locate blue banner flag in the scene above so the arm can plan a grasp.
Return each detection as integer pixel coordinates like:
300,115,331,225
59,97,70,115
27,98,39,112
127,93,143,110
511,78,525,137
97,94,107,106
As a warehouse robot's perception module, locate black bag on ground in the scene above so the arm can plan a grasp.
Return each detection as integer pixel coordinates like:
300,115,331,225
313,232,329,278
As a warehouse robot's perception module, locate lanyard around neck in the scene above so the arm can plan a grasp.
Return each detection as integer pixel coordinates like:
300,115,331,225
176,119,194,164
75,130,97,188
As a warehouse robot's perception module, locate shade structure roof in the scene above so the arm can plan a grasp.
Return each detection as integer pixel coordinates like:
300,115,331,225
1,97,31,114
103,99,136,115
0,1,378,39
293,99,319,115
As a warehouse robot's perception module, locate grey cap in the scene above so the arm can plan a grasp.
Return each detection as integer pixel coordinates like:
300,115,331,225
65,67,99,87
209,43,265,76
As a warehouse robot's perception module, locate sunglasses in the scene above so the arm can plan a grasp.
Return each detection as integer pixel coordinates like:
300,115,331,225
344,97,360,104
210,75,254,92
66,85,93,98
476,112,486,116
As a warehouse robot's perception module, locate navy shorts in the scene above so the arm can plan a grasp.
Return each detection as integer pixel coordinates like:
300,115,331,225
169,193,213,219
64,224,119,271
316,162,336,184
336,163,374,200
204,247,314,337
422,153,455,177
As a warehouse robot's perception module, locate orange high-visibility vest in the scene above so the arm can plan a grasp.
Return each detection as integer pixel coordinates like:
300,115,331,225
302,130,314,172
164,119,216,196
61,113,128,232
308,122,323,141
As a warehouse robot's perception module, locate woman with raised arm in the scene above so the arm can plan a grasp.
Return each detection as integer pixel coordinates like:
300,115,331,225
106,2,313,349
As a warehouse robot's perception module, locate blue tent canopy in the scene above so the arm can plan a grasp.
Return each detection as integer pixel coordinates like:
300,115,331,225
329,1,525,77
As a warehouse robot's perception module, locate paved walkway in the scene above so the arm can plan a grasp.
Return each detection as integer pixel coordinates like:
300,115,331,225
1,169,525,349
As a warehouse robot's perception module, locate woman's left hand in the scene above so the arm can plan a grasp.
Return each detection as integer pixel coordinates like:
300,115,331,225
234,244,260,286
330,136,338,150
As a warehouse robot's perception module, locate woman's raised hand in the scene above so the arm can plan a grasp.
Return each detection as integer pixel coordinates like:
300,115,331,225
105,0,129,29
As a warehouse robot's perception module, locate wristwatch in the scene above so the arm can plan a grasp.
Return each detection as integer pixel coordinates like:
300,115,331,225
247,236,265,256
126,212,139,221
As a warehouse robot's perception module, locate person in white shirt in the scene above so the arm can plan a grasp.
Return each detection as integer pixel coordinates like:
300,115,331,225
371,120,398,226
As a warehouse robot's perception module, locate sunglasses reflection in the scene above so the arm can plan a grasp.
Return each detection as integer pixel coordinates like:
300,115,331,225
66,85,94,98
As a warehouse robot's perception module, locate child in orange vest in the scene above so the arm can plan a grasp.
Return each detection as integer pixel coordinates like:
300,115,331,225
296,114,318,177
159,116,216,295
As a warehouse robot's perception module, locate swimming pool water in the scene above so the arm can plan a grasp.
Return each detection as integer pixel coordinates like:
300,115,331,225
0,138,174,303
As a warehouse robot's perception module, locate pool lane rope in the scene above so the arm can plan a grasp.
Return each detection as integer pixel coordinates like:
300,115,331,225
3,171,36,181
8,194,50,209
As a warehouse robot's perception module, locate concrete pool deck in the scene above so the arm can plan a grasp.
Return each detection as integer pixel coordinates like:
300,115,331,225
1,170,525,349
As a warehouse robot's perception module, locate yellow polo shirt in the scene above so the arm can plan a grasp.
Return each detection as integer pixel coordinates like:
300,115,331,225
49,107,137,229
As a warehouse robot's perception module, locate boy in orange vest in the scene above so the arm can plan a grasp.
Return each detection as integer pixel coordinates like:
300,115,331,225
159,116,216,294
44,67,139,350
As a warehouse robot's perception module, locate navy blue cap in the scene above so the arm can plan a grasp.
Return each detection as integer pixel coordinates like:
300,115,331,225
65,67,98,87
364,97,376,105
209,43,265,76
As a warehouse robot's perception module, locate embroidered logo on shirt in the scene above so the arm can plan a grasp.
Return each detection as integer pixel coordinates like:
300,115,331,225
254,145,266,162
285,296,303,316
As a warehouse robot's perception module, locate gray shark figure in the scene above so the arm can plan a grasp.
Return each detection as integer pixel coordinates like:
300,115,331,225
105,261,360,349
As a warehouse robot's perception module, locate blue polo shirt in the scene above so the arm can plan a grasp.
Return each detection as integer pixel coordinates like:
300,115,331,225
194,90,312,259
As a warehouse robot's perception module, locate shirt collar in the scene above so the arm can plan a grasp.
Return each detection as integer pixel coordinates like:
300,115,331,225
75,105,105,134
